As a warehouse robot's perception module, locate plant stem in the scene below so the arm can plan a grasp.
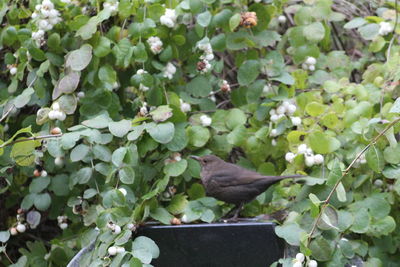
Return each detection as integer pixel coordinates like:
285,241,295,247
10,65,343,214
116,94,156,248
306,117,400,246
0,134,63,148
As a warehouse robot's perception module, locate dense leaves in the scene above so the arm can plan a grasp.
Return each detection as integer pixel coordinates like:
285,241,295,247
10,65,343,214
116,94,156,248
0,0,400,266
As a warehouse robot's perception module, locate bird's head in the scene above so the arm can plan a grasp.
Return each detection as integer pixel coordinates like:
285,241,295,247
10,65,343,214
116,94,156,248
190,155,222,168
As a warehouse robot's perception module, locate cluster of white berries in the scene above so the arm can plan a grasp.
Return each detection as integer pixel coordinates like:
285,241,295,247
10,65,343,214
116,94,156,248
163,62,177,80
7,64,18,75
196,41,214,74
139,102,148,116
136,69,150,91
160,8,177,28
108,245,125,256
10,210,28,235
352,153,367,168
180,99,191,113
147,36,163,54
31,0,62,47
293,253,318,267
118,188,127,196
126,223,136,232
302,57,317,72
103,0,119,15
378,21,394,36
48,102,66,121
220,80,231,92
200,115,212,127
285,144,324,167
57,215,68,229
270,100,298,124
107,221,122,235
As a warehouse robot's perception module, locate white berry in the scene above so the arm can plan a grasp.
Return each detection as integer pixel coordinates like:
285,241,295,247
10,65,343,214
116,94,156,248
271,139,277,146
48,110,57,120
41,170,48,177
305,156,315,167
308,260,318,267
277,105,286,115
116,247,125,253
374,179,383,187
118,188,127,196
291,116,302,126
10,227,18,235
270,129,278,137
306,57,317,65
77,91,85,98
293,262,302,267
54,157,64,167
278,15,287,23
127,223,136,231
308,65,315,71
285,152,296,163
10,67,17,75
269,109,276,116
57,111,66,121
314,154,324,164
59,223,68,229
113,225,121,234
16,224,26,233
287,104,297,114
296,253,305,263
108,246,117,256
270,114,279,123
298,144,308,154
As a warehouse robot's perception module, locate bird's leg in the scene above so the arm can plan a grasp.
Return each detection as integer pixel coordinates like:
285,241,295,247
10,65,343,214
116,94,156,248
223,202,244,222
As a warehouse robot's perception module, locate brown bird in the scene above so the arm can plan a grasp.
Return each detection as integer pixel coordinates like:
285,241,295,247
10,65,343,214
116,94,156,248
190,155,303,221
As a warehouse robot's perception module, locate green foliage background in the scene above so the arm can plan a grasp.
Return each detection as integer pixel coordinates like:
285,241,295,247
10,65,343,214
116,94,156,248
0,0,400,266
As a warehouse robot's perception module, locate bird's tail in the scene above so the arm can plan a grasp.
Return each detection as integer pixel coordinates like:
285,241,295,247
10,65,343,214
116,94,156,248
264,174,304,183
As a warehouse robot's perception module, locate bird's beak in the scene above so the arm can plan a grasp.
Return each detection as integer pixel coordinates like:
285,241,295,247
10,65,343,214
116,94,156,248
190,155,201,161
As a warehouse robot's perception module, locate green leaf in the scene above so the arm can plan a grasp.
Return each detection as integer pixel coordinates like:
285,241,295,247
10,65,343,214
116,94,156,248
132,236,160,264
344,18,366,29
108,119,132,138
13,87,34,108
167,194,188,214
305,102,325,117
65,44,93,71
52,71,80,100
229,13,241,31
336,182,347,202
238,60,260,86
0,231,10,243
150,207,174,225
350,208,370,233
275,223,306,246
76,167,93,184
147,122,175,144
366,146,384,173
29,177,50,194
225,108,247,130
149,105,173,122
327,159,341,186
389,97,400,113
186,76,212,97
70,144,90,162
34,193,51,211
303,22,325,42
308,131,340,154
93,145,112,162
358,23,379,40
112,147,127,167
163,159,188,177
119,166,135,184
227,125,247,146
49,174,70,196
197,11,212,27
310,237,333,261
187,126,210,147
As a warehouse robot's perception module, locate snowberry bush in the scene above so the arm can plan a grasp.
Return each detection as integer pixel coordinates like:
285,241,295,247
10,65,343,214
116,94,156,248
0,0,400,266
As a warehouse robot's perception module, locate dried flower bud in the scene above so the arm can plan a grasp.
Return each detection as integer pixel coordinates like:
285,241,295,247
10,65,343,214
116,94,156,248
240,12,257,28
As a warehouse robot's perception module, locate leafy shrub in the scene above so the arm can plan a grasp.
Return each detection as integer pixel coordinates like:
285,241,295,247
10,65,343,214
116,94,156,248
0,0,400,266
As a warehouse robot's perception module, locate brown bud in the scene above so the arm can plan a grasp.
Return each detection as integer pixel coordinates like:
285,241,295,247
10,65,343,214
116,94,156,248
50,127,62,135
197,61,207,71
33,169,41,177
240,12,258,28
171,217,181,225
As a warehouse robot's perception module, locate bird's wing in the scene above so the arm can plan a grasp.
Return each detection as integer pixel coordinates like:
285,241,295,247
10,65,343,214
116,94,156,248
209,164,272,187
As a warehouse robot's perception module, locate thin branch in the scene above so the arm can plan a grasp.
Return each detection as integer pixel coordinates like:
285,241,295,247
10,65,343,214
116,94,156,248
3,249,14,264
0,134,62,148
307,117,400,246
0,105,14,123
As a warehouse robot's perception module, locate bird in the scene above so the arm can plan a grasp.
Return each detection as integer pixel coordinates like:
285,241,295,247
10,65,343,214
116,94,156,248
190,155,303,221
